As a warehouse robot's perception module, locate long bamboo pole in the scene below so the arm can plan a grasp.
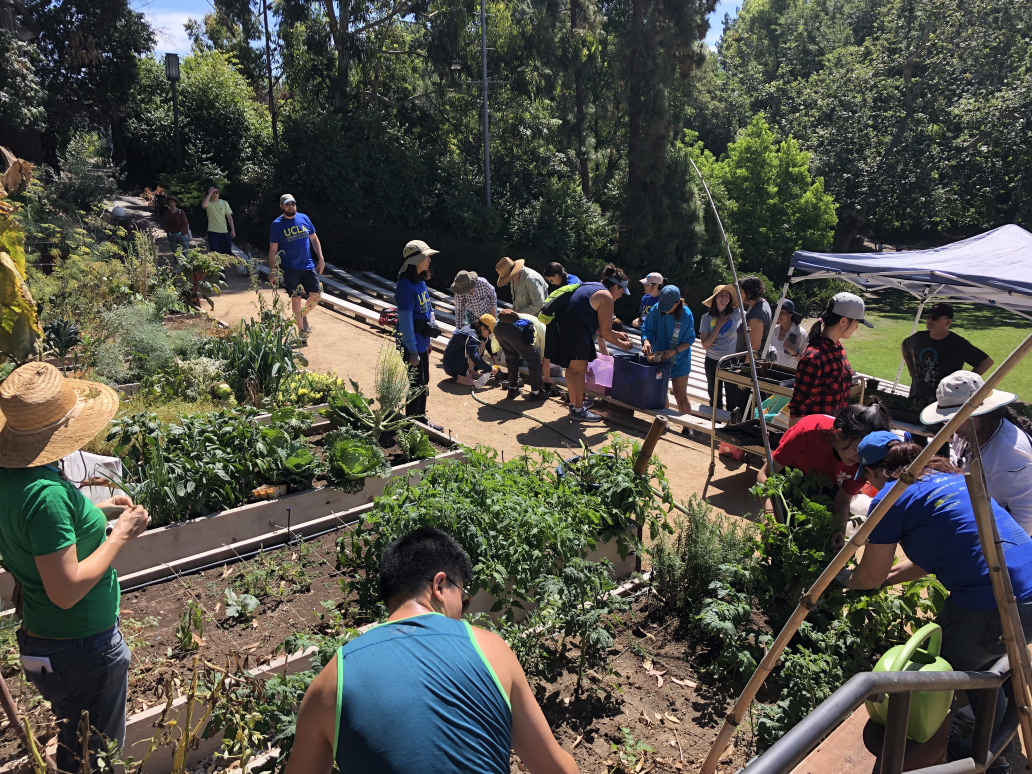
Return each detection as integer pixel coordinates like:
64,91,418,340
699,329,1032,774
966,426,1032,753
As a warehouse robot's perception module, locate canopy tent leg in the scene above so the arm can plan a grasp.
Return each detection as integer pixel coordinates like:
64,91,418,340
890,298,929,394
697,329,1032,774
966,423,1032,753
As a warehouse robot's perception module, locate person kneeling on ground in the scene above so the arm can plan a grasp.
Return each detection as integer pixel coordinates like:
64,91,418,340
641,284,696,417
755,398,891,545
495,309,548,400
848,439,1032,773
921,371,1032,536
443,314,495,386
544,264,633,422
285,527,580,774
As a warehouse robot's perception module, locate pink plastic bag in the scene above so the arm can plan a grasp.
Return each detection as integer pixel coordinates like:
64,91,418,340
585,354,614,396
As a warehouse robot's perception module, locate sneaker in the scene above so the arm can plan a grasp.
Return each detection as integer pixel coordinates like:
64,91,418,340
569,407,601,422
568,397,595,411
506,388,521,399
525,390,548,400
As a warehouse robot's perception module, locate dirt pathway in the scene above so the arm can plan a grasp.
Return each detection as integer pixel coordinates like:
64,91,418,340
208,273,758,520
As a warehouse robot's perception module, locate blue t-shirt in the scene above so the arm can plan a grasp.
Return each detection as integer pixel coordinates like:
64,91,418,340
269,214,316,271
395,276,433,353
443,326,490,377
639,293,658,318
868,473,1032,610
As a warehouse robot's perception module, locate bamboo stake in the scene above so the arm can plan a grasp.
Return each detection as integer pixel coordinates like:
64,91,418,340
966,425,1032,753
699,329,1032,774
633,416,668,476
0,671,32,758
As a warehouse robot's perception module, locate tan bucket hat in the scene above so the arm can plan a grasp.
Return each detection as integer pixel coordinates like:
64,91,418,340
919,371,1016,425
495,257,525,286
401,239,439,269
0,363,118,468
703,284,739,309
451,270,479,294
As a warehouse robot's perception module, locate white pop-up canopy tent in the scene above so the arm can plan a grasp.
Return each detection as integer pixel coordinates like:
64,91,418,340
766,224,1032,389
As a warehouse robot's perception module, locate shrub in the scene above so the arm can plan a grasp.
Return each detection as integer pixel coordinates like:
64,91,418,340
49,132,118,211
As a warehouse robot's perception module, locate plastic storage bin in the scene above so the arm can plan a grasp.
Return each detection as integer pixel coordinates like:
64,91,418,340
611,354,671,410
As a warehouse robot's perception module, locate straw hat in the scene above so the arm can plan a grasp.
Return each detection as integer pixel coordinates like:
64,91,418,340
703,284,739,309
495,257,525,287
0,363,118,468
920,371,1016,425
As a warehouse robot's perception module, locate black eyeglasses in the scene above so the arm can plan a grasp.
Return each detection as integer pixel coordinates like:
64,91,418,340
446,576,471,613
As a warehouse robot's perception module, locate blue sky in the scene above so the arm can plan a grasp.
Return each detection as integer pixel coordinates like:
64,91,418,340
133,0,739,57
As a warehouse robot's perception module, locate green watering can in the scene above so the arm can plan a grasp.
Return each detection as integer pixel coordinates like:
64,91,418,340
865,622,954,744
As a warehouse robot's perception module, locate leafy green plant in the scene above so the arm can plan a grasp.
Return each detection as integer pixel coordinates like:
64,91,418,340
201,317,306,403
43,317,81,370
174,602,205,653
321,343,422,440
175,248,238,309
224,589,260,621
323,429,391,494
268,406,313,438
610,727,652,773
396,424,436,461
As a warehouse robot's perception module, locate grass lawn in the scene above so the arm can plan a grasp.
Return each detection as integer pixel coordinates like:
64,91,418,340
827,290,1032,402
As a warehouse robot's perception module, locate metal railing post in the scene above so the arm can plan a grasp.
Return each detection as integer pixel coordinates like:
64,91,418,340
971,687,998,770
880,692,912,774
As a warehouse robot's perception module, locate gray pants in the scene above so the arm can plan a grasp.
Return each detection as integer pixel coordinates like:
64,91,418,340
495,322,542,392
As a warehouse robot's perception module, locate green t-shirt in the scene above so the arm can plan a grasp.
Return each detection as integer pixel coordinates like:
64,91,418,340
0,467,119,638
205,198,233,233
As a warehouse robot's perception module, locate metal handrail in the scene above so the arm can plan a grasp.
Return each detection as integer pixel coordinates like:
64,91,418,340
743,655,1016,774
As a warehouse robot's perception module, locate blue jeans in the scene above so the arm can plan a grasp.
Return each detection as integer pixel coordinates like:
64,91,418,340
936,596,1032,754
17,623,131,772
166,232,190,257
207,230,233,254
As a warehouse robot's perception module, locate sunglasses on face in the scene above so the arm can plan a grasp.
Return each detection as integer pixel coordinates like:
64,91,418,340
446,576,471,613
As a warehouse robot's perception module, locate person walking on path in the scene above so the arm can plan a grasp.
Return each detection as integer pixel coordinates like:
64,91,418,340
443,315,495,386
161,195,191,257
921,371,1032,536
545,264,633,422
902,302,993,399
0,363,150,772
698,284,740,412
201,186,235,254
396,240,443,431
495,309,547,400
632,272,663,327
788,292,871,425
268,194,325,338
496,257,549,317
451,270,498,326
285,527,579,774
641,284,696,416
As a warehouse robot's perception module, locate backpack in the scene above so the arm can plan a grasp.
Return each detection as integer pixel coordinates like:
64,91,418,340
379,306,398,328
537,284,579,324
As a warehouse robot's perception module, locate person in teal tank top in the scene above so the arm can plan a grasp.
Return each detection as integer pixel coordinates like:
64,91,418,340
286,528,579,774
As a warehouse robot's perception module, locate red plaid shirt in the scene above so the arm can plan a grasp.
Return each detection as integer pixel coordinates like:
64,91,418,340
789,336,854,418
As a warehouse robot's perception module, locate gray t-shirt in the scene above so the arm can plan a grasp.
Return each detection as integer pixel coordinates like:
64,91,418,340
737,299,772,356
700,312,740,360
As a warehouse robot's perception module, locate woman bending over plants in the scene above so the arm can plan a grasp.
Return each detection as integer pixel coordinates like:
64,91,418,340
848,438,1032,766
755,398,890,545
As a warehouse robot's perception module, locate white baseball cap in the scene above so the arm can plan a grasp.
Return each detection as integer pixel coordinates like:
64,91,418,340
920,371,1016,425
831,292,873,328
641,272,663,286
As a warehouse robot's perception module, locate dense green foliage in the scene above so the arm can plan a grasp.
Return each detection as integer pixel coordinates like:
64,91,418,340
651,472,946,750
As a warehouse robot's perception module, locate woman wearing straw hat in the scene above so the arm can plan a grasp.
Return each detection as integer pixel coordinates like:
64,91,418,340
921,371,1032,536
0,363,149,771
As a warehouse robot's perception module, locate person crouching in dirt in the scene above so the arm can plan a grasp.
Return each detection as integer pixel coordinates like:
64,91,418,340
494,309,547,400
443,314,495,386
754,398,892,546
848,438,1032,771
0,364,150,772
285,527,580,774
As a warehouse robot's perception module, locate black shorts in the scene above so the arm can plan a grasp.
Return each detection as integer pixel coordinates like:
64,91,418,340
548,312,597,368
282,268,321,297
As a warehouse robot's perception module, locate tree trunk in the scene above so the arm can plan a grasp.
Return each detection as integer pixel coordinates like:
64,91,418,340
570,0,590,198
323,0,351,107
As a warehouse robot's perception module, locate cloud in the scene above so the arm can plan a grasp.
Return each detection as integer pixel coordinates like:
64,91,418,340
143,12,195,55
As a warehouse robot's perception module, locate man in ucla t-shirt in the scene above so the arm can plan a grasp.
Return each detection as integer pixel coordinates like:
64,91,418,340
269,193,325,339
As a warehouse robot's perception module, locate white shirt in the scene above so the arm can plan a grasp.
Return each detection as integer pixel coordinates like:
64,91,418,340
769,322,806,368
952,419,1032,535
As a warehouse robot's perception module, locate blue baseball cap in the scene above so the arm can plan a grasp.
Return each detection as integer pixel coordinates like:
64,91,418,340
659,285,681,312
855,431,900,479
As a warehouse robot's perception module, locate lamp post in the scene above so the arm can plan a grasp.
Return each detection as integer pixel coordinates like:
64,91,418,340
165,53,182,173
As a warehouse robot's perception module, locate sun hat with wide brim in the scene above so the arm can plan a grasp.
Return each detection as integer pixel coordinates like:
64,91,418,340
495,257,526,287
451,270,479,294
919,370,1016,425
400,240,439,271
0,363,118,468
703,284,739,309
